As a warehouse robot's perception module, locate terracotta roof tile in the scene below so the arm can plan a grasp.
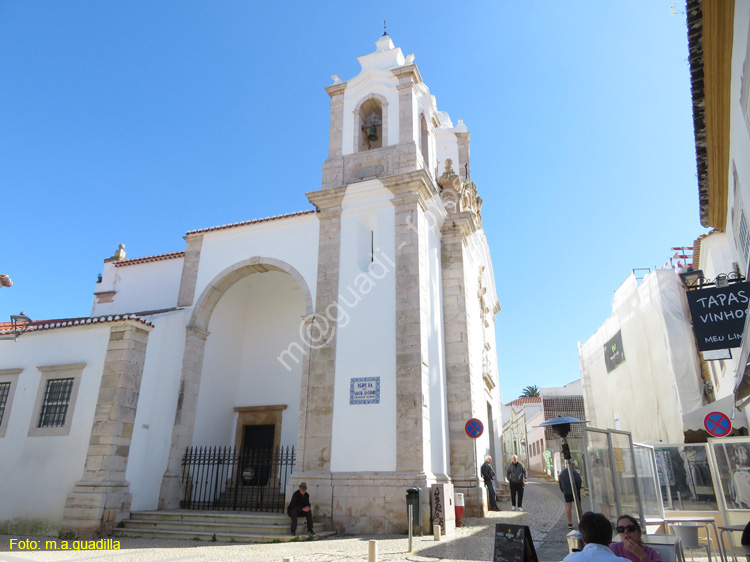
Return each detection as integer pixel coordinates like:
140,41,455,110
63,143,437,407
0,314,155,335
186,210,316,235
504,397,542,407
114,251,185,267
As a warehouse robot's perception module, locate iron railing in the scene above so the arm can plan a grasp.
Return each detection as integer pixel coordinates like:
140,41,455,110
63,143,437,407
180,445,295,512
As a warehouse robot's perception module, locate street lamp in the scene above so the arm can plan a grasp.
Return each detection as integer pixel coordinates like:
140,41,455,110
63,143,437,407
539,416,588,525
0,312,32,341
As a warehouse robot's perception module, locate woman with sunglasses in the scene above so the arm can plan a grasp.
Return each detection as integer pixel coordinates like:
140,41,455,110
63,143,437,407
610,515,663,562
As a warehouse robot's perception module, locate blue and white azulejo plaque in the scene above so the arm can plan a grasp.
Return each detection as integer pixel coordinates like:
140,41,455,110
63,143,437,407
350,377,380,405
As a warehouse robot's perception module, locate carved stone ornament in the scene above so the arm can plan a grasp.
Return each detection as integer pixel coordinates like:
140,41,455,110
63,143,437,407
438,158,482,225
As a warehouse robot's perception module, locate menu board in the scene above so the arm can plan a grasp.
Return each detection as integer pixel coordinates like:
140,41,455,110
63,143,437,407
493,524,538,562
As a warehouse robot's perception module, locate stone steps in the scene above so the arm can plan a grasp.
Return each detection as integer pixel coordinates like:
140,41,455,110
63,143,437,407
114,510,335,543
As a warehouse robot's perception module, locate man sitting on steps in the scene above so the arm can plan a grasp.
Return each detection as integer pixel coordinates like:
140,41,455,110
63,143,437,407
287,482,315,536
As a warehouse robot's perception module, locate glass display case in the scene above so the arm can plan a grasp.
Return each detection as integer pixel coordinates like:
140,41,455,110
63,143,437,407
651,443,718,512
708,437,750,511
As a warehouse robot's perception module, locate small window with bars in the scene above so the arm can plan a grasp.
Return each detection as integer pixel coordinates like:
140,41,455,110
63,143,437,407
0,382,10,426
38,378,74,428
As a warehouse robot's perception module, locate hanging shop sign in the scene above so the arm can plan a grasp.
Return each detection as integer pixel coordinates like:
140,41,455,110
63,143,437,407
686,283,750,351
603,330,626,373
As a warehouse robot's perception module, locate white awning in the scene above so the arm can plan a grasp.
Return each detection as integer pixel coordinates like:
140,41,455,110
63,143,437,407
682,394,749,432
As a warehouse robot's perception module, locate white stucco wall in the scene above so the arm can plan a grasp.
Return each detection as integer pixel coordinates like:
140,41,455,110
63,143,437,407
126,309,189,511
0,326,110,531
193,215,319,309
727,1,750,275
192,270,306,449
92,257,184,316
342,71,400,155
425,199,450,476
330,180,397,472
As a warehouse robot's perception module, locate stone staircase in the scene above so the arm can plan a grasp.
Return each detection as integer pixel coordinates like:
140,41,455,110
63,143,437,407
113,510,335,543
212,484,286,511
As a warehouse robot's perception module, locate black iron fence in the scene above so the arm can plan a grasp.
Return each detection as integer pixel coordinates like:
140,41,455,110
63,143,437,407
180,445,295,512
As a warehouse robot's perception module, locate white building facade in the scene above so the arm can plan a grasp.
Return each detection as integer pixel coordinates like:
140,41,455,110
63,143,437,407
0,35,502,537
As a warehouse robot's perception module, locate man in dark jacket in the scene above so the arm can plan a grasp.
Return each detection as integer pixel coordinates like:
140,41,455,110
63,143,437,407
481,455,499,511
287,482,314,535
505,455,528,511
559,465,582,529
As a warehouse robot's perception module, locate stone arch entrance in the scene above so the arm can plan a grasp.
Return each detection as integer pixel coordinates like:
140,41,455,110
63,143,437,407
159,257,313,509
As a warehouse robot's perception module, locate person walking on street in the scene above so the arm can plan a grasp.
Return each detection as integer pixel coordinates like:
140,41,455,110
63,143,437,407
559,465,583,529
505,454,528,511
481,455,499,511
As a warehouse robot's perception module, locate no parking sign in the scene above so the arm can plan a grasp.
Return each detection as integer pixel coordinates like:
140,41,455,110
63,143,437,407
465,418,483,438
704,411,732,437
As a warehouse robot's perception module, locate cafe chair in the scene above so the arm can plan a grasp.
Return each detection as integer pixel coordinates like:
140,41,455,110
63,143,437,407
670,523,712,562
642,533,685,562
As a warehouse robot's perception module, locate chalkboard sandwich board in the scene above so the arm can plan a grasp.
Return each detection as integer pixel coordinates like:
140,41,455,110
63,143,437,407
493,523,538,562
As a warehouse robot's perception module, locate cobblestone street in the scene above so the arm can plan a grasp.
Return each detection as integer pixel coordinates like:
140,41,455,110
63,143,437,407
0,476,575,562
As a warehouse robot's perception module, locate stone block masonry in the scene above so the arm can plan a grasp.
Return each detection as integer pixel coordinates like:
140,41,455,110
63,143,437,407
61,321,152,538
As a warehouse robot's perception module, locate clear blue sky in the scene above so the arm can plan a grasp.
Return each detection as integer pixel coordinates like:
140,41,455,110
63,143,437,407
0,1,703,403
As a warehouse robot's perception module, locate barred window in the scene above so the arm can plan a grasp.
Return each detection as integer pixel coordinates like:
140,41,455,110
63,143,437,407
0,382,9,425
38,378,74,428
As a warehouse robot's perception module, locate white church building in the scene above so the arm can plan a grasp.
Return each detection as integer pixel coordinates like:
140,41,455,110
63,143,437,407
0,35,502,537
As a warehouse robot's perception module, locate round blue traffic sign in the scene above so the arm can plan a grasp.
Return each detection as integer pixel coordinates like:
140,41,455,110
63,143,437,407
704,411,732,437
465,418,483,438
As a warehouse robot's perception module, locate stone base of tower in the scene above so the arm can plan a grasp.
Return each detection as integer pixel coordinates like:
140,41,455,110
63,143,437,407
448,476,489,518
288,471,453,534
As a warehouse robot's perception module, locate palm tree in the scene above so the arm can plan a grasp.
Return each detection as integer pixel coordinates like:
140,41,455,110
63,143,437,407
520,385,540,398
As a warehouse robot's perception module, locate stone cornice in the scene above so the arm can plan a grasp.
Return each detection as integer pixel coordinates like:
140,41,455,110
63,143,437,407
306,186,348,213
381,170,438,211
183,232,204,243
391,64,422,85
186,326,210,340
441,212,478,239
325,82,347,99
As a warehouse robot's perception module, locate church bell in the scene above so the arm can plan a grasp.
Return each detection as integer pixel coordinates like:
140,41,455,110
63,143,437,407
367,124,379,142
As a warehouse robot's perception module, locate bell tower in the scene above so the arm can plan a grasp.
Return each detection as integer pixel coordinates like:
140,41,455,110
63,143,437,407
297,34,501,534
321,33,437,189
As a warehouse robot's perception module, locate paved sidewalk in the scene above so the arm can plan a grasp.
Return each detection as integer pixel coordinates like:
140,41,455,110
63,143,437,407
0,477,573,562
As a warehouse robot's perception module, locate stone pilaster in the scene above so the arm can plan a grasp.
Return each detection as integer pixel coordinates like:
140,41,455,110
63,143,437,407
396,78,416,146
60,322,151,538
383,172,437,473
177,234,203,307
299,186,347,473
456,131,471,180
441,213,483,512
158,325,210,509
325,83,346,159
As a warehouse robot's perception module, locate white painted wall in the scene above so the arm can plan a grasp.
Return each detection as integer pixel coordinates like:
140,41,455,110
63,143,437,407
192,270,306,449
237,271,305,448
126,309,189,511
194,215,319,310
425,200,450,476
330,180,397,472
0,326,110,530
726,2,750,275
92,257,184,316
342,71,400,155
